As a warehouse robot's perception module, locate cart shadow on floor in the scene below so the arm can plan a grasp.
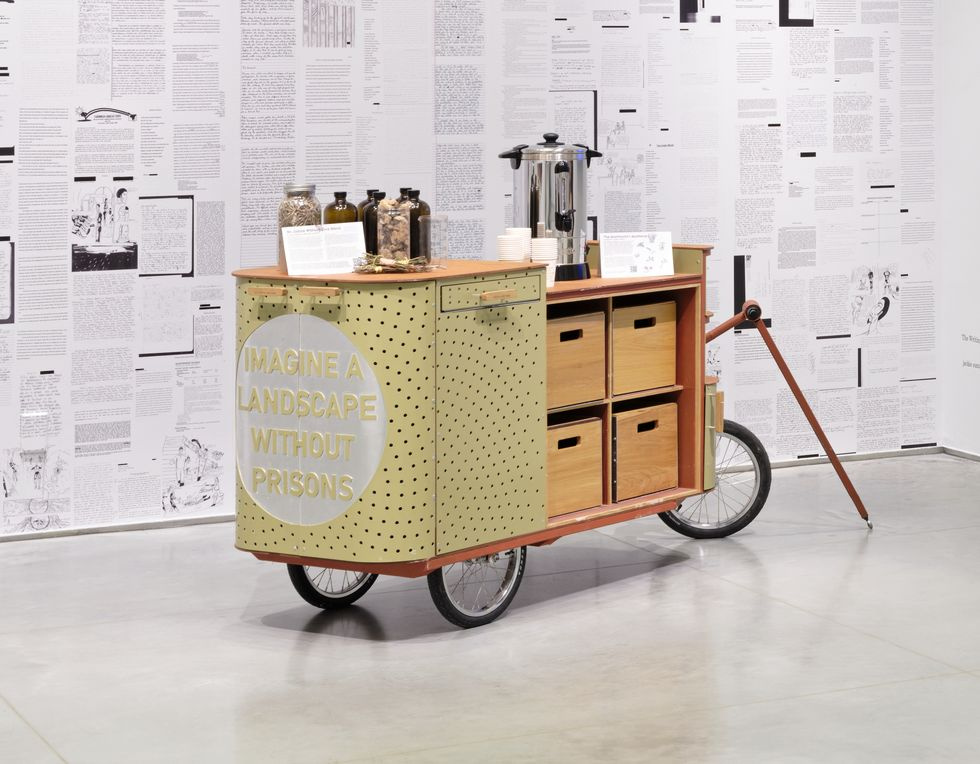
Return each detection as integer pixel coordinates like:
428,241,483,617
511,544,690,611
257,541,692,642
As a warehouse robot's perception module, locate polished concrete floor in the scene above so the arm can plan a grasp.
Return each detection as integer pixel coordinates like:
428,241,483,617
2,453,980,762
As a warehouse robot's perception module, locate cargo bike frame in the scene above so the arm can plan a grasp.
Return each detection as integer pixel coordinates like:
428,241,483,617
234,247,869,629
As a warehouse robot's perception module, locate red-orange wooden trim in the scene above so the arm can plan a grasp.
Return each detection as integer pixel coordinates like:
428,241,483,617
547,273,702,302
753,319,871,524
244,491,688,577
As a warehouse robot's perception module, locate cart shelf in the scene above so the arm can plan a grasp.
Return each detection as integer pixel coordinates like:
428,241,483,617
611,385,685,402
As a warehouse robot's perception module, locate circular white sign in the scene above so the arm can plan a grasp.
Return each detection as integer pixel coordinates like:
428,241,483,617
236,313,387,525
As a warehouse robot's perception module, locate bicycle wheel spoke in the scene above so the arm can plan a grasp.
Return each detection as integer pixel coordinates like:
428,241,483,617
442,550,519,618
671,429,762,531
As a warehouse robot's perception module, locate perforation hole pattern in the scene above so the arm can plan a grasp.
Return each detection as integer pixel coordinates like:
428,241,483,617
439,274,541,310
435,273,547,555
235,279,437,562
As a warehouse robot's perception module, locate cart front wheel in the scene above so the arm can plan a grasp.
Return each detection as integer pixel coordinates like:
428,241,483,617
427,546,526,628
659,419,771,539
287,564,378,609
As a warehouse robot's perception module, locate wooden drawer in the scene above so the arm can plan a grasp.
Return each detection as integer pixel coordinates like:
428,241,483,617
612,302,676,395
439,273,541,311
547,312,605,409
547,418,603,517
613,403,678,501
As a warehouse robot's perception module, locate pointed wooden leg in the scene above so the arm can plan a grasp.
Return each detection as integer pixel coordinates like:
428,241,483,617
708,301,872,529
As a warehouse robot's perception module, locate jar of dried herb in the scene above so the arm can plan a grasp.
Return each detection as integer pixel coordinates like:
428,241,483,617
377,198,411,260
277,183,321,270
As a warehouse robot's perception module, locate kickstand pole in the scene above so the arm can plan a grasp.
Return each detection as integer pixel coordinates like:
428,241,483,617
708,301,873,530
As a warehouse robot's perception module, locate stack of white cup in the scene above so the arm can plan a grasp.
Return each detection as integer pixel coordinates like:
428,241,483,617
505,227,532,259
530,237,558,287
497,234,525,261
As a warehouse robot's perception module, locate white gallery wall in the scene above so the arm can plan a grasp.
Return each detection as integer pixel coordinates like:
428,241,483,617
939,0,980,456
0,0,951,538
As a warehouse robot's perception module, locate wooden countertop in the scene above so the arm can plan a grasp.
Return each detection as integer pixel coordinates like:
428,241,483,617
233,260,545,284
233,242,713,290
547,272,703,301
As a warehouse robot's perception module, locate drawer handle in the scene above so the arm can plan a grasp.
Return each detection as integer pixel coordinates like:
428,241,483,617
480,288,517,302
559,329,583,342
245,286,287,298
557,436,581,450
298,286,341,298
637,420,659,433
634,316,656,329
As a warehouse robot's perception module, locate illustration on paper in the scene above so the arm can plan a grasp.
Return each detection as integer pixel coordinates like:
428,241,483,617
850,264,899,336
303,0,355,48
1,448,72,533
70,182,138,271
162,437,224,513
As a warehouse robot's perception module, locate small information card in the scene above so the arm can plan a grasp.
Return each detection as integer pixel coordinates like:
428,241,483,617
598,231,673,278
282,223,365,276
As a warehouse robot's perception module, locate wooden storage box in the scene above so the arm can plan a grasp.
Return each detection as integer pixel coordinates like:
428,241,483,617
547,312,606,408
547,418,603,517
612,302,676,395
613,403,678,501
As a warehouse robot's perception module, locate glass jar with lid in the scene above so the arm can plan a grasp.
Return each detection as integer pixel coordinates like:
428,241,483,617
277,183,321,271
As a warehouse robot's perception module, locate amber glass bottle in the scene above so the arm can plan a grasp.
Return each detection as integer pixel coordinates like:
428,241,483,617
407,189,431,260
362,191,386,255
324,192,357,224
356,189,378,221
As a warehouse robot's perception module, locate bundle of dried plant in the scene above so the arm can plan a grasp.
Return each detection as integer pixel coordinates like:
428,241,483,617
353,254,445,274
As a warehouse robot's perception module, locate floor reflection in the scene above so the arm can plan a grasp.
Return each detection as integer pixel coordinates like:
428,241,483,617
257,540,692,641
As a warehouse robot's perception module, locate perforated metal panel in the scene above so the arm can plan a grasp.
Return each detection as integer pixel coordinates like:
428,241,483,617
439,273,542,310
235,278,437,562
435,272,547,554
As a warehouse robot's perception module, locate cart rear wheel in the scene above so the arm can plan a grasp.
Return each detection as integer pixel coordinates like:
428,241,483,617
287,564,378,609
427,546,526,628
659,419,771,539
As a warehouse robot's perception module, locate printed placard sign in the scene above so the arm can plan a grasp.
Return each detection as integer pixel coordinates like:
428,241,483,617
236,314,387,525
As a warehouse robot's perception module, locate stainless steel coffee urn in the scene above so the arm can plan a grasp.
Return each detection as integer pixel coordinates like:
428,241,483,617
499,133,602,281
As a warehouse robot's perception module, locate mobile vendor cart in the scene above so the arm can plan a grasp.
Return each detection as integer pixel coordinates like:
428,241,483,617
233,244,867,628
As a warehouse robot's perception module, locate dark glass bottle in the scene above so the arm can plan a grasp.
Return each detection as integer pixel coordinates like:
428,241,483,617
362,191,386,255
356,189,378,221
324,191,357,224
407,189,431,260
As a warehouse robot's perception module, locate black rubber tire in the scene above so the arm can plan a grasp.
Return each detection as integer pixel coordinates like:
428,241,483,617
287,564,378,609
659,419,771,539
427,547,527,628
